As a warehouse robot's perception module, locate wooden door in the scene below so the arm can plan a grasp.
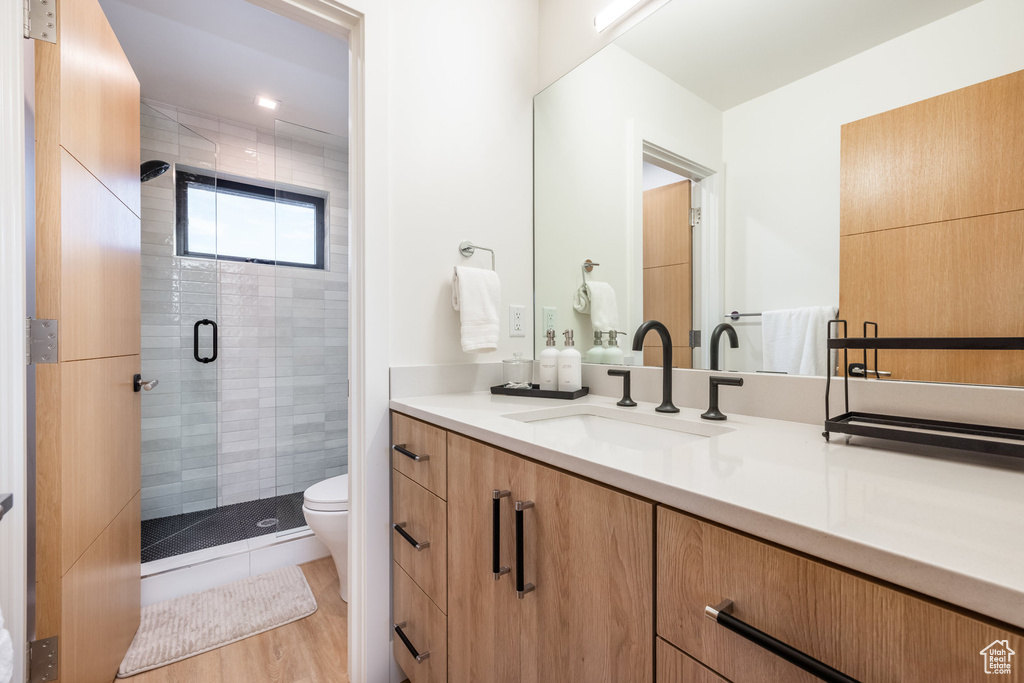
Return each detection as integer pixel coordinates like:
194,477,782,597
517,458,654,683
34,0,142,680
643,180,693,368
446,434,521,683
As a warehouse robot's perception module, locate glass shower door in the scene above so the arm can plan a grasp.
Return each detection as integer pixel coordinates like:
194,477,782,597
139,104,223,561
273,119,349,535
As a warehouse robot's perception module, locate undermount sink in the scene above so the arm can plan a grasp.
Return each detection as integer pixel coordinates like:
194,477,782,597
504,404,732,452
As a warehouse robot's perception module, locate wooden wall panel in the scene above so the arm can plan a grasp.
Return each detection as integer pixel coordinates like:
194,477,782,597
840,210,1024,385
60,149,141,362
59,0,141,216
841,69,1024,236
61,494,141,683
60,355,141,575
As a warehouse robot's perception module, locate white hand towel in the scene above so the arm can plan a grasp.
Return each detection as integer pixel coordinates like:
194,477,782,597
0,605,13,683
452,266,501,353
762,305,838,376
573,283,591,314
586,281,620,332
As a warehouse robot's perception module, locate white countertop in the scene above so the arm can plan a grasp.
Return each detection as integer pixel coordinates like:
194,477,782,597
391,391,1024,629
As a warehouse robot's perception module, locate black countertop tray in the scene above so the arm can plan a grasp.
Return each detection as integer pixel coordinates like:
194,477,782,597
490,384,589,400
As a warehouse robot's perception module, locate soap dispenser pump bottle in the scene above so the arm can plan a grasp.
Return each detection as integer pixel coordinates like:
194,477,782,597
538,329,560,390
604,330,625,366
585,330,606,364
559,329,582,392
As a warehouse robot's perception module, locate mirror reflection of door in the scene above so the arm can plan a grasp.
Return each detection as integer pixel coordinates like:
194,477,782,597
642,166,693,368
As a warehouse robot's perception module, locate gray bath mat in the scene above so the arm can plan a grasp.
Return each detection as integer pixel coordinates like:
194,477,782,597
117,565,318,677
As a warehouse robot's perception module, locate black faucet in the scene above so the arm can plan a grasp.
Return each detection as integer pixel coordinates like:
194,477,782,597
631,320,678,413
701,376,744,421
709,323,739,371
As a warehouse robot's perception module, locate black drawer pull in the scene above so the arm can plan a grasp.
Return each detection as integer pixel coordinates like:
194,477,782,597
515,500,535,599
394,621,430,663
393,444,429,462
393,522,430,551
705,600,861,683
492,490,511,580
193,319,217,363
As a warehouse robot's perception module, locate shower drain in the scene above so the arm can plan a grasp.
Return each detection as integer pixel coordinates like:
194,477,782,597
256,518,278,528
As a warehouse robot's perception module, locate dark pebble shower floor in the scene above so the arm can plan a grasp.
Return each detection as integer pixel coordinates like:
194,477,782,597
141,491,307,563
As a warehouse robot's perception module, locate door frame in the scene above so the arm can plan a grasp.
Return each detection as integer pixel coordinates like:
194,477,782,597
1,0,394,680
0,2,28,680
627,123,721,370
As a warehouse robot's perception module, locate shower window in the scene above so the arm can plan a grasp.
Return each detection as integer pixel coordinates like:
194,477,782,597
175,168,326,269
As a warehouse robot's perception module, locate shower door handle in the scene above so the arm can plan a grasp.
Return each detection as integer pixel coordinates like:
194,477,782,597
194,319,218,364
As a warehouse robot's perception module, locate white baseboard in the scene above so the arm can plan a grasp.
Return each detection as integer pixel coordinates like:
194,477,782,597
141,528,330,606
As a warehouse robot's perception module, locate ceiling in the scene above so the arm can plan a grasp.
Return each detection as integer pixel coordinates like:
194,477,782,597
616,0,985,111
99,0,348,136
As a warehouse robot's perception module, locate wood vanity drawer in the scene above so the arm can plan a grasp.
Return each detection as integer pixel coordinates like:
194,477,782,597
392,412,447,500
657,638,727,683
393,470,447,612
657,506,1023,683
394,561,447,683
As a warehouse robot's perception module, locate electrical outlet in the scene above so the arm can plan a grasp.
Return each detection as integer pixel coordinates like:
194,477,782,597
543,307,557,333
509,305,526,337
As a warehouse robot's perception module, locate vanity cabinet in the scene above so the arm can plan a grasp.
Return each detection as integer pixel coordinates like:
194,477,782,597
392,409,1023,683
657,506,1024,682
447,432,654,683
391,410,653,683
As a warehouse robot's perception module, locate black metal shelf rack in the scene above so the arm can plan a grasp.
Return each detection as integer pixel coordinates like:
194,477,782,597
823,320,1024,458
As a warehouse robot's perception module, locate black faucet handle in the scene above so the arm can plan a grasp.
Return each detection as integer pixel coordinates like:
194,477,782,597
702,375,744,421
607,369,637,407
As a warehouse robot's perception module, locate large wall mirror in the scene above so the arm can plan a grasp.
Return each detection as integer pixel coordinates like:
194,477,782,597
534,0,1024,385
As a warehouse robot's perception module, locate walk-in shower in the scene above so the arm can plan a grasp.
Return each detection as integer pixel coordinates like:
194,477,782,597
138,103,349,563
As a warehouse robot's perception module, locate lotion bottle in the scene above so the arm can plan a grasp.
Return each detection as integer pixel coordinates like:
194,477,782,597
585,331,606,364
538,329,560,390
604,330,625,365
558,329,582,392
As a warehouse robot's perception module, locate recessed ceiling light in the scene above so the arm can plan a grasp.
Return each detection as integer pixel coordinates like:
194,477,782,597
255,96,280,111
594,0,644,32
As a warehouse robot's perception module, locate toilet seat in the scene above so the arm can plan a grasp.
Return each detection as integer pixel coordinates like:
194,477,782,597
303,474,349,512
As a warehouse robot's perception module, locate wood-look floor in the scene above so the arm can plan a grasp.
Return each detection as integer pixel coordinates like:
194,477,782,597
131,558,348,683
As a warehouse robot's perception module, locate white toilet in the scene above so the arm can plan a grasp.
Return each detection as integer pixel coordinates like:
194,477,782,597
302,474,350,603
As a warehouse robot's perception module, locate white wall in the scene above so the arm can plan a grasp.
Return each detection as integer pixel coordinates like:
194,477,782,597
538,0,672,91
533,45,722,353
387,0,539,365
721,0,1024,371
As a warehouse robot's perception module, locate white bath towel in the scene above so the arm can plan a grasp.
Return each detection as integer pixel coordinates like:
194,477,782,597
762,306,838,376
572,281,620,332
0,605,13,683
452,266,501,353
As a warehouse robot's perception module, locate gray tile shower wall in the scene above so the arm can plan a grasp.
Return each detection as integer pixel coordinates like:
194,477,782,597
140,102,349,521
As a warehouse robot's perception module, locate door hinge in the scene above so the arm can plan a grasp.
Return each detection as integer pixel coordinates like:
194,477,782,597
27,636,58,683
689,330,701,348
689,207,701,228
24,0,57,43
26,319,58,366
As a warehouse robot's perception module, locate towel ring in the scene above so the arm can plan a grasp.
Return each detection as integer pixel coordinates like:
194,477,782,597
459,241,495,270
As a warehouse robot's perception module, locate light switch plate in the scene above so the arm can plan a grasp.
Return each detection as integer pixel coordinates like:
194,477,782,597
509,305,526,337
543,307,557,333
